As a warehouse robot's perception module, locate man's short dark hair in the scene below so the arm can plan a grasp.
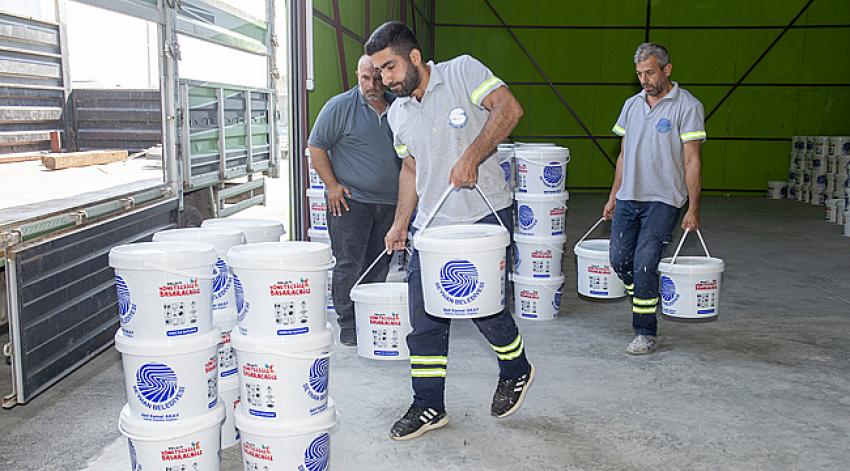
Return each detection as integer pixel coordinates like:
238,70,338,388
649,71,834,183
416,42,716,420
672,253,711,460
365,21,420,57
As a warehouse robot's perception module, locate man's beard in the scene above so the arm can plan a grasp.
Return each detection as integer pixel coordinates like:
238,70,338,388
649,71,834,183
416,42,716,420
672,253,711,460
391,64,420,97
643,80,667,97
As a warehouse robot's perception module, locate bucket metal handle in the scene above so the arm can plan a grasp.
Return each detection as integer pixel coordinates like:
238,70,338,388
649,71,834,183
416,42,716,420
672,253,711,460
575,217,607,247
246,347,335,361
141,262,216,280
670,229,711,265
419,184,507,232
230,256,337,273
515,154,571,166
349,250,394,298
509,273,563,294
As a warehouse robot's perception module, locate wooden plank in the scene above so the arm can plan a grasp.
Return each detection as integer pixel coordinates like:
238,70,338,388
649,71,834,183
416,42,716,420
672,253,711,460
0,153,43,164
41,149,128,170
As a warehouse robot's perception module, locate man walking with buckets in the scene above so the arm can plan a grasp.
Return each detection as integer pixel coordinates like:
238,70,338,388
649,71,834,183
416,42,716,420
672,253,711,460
604,43,706,355
367,21,534,440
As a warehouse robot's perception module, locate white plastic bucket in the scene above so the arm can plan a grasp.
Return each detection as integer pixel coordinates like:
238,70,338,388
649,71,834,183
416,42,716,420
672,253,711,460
119,402,225,471
231,328,332,421
307,188,328,231
228,242,333,338
814,136,829,155
514,191,569,237
791,136,805,153
414,185,510,319
511,273,564,320
235,398,338,471
306,149,325,190
572,218,627,299
766,181,787,199
115,328,221,422
350,282,411,360
825,199,842,222
658,231,725,322
201,218,286,243
109,242,217,340
788,185,798,200
830,136,850,156
515,146,570,194
805,136,814,152
219,374,240,449
152,227,247,326
513,234,565,278
801,185,811,203
811,190,825,206
497,143,515,190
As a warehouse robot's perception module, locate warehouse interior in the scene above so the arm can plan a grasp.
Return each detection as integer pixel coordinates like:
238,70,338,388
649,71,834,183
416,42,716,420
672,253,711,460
2,0,850,470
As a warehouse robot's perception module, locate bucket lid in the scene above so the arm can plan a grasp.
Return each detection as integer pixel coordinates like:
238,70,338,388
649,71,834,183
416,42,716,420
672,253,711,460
114,327,222,356
515,142,556,147
109,241,217,270
308,228,331,243
513,233,567,245
515,146,569,162
658,256,726,275
306,188,326,198
201,218,286,243
511,273,565,285
227,241,332,270
573,239,610,257
152,227,246,254
497,143,515,150
514,191,570,202
230,326,333,354
350,282,407,304
235,397,338,437
119,402,225,441
414,224,509,253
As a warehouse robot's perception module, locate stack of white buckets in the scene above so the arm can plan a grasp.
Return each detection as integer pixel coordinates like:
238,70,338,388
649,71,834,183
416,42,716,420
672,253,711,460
782,135,850,236
498,142,569,321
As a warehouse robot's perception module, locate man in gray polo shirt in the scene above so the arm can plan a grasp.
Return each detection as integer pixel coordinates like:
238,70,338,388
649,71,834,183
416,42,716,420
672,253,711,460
367,21,534,441
308,55,401,346
604,43,706,355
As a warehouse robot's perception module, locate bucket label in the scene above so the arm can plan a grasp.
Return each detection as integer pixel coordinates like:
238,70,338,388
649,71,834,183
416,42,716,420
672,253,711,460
660,275,679,309
234,274,249,322
243,363,277,380
303,357,329,402
436,259,484,305
243,440,274,461
115,275,137,325
161,441,202,461
278,327,310,336
375,350,400,357
166,327,198,337
500,161,511,183
303,433,330,471
552,287,562,310
541,162,563,188
212,258,232,305
134,363,185,411
518,205,536,230
159,279,201,298
270,279,311,296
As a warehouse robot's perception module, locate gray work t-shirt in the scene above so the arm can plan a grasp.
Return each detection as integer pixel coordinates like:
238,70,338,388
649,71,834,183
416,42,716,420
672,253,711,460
308,87,401,205
612,83,706,208
388,55,512,229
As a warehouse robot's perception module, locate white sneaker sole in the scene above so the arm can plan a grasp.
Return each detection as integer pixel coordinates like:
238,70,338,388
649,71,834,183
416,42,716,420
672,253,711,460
389,416,449,441
494,362,536,418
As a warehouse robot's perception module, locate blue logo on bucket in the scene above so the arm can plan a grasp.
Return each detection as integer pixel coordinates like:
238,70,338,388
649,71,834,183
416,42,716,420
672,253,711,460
518,205,536,230
552,287,563,311
212,258,231,301
134,363,185,410
513,245,522,270
438,260,480,301
234,274,248,322
115,275,137,324
660,275,679,306
541,163,563,187
308,358,329,394
500,161,511,183
305,433,330,471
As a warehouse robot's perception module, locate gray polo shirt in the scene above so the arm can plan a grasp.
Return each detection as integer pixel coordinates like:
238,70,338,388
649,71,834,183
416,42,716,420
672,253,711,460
308,87,401,205
612,82,706,208
388,55,512,229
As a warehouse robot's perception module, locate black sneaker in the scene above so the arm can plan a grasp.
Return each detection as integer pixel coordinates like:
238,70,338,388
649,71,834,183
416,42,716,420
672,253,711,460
389,405,448,441
490,362,535,418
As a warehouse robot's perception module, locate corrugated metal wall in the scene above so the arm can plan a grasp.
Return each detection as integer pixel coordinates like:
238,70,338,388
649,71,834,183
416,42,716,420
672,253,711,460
70,89,162,152
0,10,66,154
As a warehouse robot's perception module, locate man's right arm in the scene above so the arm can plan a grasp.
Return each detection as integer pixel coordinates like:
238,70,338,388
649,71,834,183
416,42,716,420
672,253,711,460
385,155,418,253
603,140,624,220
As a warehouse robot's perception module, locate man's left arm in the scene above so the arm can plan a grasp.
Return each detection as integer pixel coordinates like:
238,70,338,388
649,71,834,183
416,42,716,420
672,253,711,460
449,86,524,187
682,140,702,231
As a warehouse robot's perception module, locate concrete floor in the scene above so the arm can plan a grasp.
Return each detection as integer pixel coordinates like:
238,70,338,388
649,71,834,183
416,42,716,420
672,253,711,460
2,194,849,470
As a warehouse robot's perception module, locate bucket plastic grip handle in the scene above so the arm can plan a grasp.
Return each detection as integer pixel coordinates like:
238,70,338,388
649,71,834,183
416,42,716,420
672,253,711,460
419,184,507,232
141,262,216,280
670,229,711,265
349,250,395,298
575,217,607,247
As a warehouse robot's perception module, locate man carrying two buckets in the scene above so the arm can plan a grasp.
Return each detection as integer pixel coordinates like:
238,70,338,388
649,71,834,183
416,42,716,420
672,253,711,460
367,21,535,441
